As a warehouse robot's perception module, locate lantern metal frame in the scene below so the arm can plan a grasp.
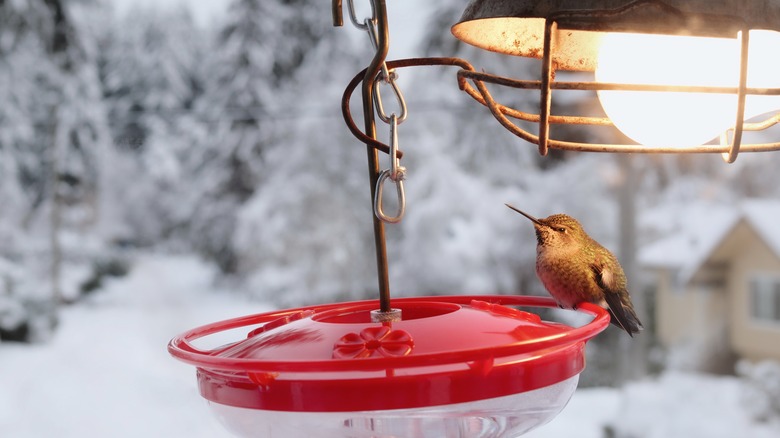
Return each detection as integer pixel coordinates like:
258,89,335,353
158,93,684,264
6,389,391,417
451,0,780,163
339,0,780,167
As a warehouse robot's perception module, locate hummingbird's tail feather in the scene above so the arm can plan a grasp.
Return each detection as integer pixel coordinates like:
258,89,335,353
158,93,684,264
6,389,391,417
604,291,643,337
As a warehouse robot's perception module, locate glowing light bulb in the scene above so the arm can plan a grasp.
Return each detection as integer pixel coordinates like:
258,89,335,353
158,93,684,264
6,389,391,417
595,31,780,147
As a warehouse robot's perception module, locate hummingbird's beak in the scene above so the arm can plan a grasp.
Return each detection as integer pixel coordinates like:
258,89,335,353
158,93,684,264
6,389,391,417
505,204,546,227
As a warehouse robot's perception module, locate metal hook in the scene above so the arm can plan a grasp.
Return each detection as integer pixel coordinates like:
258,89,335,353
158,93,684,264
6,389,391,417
365,18,393,84
332,0,343,26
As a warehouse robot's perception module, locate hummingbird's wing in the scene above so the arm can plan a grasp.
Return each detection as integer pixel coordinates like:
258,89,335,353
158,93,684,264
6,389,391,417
591,263,643,337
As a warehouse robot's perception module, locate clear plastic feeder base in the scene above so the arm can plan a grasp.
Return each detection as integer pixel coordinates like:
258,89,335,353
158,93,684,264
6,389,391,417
208,375,578,438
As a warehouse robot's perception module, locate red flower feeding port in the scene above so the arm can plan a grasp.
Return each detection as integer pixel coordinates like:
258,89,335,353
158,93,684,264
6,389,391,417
168,295,608,437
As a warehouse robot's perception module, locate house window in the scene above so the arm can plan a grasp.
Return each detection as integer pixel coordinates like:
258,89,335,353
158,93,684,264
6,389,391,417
749,276,780,325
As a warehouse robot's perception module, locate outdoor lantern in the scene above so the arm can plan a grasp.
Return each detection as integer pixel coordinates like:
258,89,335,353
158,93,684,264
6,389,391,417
451,0,780,162
168,296,609,437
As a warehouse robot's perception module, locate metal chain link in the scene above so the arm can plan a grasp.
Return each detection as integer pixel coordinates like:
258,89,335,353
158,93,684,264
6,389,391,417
346,0,373,30
374,115,406,223
346,0,408,224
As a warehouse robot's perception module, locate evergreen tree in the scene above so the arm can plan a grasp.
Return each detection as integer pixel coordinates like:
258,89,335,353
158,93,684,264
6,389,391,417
190,0,335,274
94,7,208,245
0,0,110,341
231,8,372,305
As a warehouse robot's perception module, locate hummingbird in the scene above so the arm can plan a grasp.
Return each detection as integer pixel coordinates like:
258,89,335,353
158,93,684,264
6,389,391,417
506,204,643,336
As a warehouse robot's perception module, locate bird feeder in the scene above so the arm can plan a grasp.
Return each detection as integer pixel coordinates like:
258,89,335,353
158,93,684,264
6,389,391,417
170,0,780,436
169,295,608,437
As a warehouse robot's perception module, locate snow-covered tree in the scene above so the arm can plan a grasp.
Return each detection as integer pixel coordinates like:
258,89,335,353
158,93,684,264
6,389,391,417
94,6,208,245
190,0,346,274
229,1,374,305
0,0,111,341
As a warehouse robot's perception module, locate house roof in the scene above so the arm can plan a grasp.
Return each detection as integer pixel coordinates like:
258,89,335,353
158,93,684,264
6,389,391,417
742,201,780,260
639,199,780,282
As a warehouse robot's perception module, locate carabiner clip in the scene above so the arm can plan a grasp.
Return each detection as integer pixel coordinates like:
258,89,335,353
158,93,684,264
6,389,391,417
373,115,406,223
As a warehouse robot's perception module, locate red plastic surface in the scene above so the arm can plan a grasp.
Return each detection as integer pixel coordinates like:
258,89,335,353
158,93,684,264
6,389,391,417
168,295,609,412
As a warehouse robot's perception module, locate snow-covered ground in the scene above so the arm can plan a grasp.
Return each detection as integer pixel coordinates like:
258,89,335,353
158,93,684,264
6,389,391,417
1,254,779,437
528,373,780,438
0,254,268,437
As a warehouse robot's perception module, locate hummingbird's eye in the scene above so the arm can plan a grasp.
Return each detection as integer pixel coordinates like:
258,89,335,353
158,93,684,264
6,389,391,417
557,227,566,233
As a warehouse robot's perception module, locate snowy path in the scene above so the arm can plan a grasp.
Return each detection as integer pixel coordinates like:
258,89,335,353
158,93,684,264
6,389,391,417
0,255,269,437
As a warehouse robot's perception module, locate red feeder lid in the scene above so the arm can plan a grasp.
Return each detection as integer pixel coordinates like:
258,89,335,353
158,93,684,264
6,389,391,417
168,295,609,412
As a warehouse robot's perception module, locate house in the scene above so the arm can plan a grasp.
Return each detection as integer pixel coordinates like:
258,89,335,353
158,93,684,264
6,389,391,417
639,200,780,371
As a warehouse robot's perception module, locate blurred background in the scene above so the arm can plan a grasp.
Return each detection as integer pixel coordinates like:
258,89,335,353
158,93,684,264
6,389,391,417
0,0,779,437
